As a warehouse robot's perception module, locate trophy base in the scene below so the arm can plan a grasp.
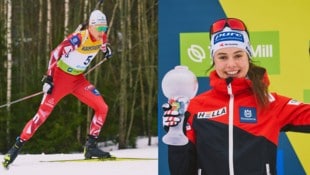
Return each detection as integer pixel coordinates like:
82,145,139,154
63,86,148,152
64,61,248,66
162,133,188,146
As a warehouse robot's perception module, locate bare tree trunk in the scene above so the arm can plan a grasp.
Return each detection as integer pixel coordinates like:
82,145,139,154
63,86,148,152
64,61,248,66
126,67,140,146
6,0,12,145
147,0,157,146
118,0,128,149
83,0,89,21
0,0,5,13
137,0,146,136
19,0,25,89
124,0,133,147
139,66,146,135
64,0,70,37
76,0,87,143
127,0,132,88
37,0,43,72
107,2,118,37
140,0,154,145
46,0,51,61
82,0,92,138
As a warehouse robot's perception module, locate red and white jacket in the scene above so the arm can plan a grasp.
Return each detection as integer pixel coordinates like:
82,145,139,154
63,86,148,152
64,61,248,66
47,30,107,76
169,70,310,175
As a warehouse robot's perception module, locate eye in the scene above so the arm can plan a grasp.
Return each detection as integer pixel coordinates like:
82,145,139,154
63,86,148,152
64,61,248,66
233,51,247,60
234,54,243,58
215,54,227,60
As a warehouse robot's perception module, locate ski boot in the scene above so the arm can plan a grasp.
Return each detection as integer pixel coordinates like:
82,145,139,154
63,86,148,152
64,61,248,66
2,137,25,169
84,135,111,159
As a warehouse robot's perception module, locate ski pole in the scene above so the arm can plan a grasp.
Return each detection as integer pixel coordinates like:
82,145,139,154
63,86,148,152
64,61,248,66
0,57,108,109
0,91,44,109
84,57,108,75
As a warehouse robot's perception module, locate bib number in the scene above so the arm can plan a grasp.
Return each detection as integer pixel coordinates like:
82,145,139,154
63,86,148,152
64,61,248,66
83,55,93,65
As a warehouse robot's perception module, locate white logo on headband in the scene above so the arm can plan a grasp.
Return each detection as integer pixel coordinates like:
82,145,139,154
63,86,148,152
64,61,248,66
213,31,244,45
210,27,253,59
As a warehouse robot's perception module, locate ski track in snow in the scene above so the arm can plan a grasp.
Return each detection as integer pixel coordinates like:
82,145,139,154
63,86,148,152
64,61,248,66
0,137,158,175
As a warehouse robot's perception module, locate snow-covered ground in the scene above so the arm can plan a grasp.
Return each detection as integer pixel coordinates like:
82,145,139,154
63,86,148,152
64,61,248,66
0,136,158,175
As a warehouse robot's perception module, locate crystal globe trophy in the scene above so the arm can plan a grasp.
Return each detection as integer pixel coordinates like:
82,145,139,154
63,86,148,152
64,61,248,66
161,65,198,145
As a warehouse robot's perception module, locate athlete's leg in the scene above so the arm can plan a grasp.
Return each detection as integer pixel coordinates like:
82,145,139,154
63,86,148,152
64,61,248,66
19,93,63,141
72,79,108,137
3,68,78,167
72,78,110,158
20,68,74,141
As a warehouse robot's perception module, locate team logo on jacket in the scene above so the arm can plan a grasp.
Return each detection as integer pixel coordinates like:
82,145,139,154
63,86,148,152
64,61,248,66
239,107,257,123
85,85,101,96
197,107,226,119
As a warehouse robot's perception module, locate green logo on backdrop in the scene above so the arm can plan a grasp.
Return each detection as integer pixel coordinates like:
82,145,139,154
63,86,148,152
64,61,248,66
180,33,211,77
180,31,280,77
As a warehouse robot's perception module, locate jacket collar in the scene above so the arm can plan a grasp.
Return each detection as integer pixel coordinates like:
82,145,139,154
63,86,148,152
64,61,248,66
209,70,269,96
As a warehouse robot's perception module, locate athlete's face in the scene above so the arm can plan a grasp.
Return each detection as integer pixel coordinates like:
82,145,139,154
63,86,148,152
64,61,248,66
89,24,108,41
213,47,250,79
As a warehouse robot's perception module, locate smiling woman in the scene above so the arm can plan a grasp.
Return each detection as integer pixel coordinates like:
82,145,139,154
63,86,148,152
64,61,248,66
213,48,249,79
162,17,310,175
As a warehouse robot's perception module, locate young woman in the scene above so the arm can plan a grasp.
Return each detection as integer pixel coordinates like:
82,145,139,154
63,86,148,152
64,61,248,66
3,10,112,168
163,18,310,175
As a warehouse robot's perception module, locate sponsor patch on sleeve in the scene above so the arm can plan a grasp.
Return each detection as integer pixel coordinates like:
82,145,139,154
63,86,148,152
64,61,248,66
69,35,81,46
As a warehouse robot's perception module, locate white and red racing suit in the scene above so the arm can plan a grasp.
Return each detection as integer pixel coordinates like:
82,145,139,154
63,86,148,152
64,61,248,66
168,70,310,175
20,29,108,141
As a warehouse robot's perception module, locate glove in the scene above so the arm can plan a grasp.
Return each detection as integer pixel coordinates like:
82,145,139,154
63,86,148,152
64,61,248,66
162,102,181,128
42,75,54,94
101,43,112,59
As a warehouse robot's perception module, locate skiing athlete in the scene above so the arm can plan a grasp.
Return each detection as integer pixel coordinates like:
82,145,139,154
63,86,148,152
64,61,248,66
162,18,310,175
3,10,112,168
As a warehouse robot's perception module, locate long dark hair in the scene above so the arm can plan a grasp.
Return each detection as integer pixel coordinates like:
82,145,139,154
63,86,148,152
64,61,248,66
247,63,269,108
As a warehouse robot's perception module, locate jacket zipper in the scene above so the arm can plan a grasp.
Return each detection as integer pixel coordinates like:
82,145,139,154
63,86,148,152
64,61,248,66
266,163,271,175
227,83,234,175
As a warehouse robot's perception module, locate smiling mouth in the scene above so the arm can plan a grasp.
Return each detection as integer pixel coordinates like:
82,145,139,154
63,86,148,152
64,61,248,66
226,70,239,77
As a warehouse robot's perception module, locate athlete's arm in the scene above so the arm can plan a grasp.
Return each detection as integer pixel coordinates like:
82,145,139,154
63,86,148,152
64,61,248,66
46,33,82,76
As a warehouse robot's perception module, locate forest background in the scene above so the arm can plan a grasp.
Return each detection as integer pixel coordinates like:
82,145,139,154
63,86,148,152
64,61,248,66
0,0,158,153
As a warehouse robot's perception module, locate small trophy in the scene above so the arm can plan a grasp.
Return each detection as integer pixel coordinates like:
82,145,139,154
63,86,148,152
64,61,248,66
161,65,198,146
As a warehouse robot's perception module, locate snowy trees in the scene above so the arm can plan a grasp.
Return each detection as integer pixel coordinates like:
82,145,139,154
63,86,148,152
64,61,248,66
0,0,157,153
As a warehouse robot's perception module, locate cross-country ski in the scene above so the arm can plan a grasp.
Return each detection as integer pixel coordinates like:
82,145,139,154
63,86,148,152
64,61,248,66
1,143,157,175
40,156,157,163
